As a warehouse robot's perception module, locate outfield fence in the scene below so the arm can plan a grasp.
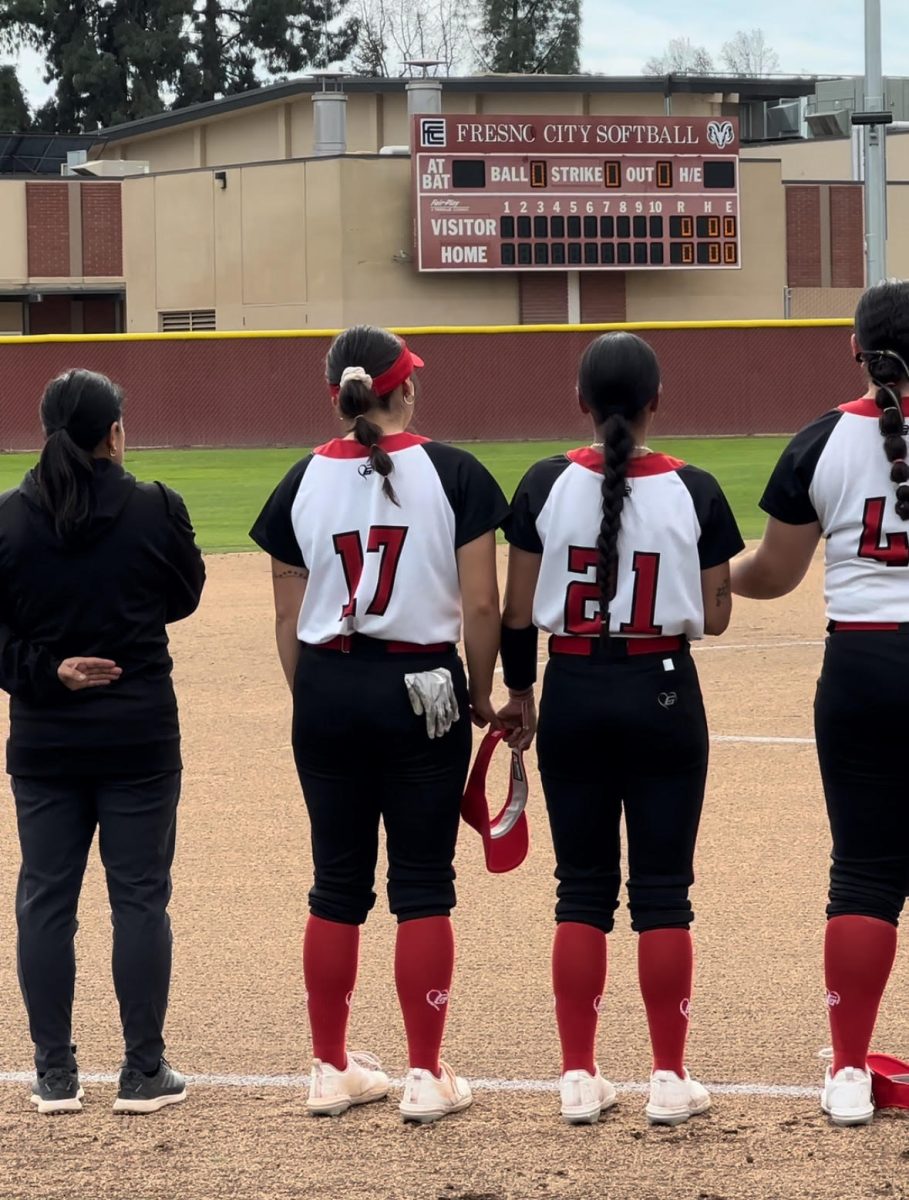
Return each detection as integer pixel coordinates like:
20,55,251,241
0,321,855,451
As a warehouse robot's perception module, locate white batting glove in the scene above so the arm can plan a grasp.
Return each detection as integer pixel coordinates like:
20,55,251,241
405,669,460,739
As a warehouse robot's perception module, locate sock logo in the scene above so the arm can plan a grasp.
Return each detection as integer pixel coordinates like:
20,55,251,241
593,995,605,1015
345,991,354,1008
426,989,450,1011
680,998,692,1020
825,990,841,1008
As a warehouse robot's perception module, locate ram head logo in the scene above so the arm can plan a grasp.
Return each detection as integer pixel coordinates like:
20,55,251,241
706,121,735,150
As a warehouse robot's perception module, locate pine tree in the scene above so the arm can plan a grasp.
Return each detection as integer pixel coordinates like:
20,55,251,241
479,0,581,74
0,64,29,130
0,0,194,131
178,0,360,104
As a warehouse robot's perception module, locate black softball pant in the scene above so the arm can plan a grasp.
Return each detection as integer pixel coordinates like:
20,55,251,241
292,644,473,926
12,772,180,1074
815,632,909,926
537,649,709,934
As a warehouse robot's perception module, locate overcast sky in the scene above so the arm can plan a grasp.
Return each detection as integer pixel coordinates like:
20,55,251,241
3,0,908,109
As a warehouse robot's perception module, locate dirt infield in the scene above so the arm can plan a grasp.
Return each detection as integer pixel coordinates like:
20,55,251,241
0,548,906,1200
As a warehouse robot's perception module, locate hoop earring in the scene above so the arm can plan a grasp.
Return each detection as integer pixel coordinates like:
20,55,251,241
403,394,415,407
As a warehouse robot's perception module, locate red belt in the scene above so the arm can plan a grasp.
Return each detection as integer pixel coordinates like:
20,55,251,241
549,634,685,658
827,621,909,633
314,635,452,655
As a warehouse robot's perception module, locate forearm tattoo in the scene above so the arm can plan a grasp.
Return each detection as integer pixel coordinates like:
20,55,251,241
715,583,730,607
273,567,308,580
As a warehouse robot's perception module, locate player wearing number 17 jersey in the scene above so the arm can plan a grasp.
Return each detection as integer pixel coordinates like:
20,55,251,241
250,326,507,1124
498,332,743,1126
733,282,909,1127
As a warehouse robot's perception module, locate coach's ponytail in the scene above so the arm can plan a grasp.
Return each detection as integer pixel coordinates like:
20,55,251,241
327,325,416,507
855,282,909,521
36,369,123,540
578,332,661,639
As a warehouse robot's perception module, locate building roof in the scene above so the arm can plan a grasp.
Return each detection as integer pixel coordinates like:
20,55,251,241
90,73,824,146
0,132,99,175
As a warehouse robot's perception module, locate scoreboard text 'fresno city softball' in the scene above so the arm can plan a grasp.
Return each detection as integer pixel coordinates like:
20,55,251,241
412,116,742,273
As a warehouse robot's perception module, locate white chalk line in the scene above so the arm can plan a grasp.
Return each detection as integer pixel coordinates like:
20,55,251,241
0,1070,816,1099
713,735,815,746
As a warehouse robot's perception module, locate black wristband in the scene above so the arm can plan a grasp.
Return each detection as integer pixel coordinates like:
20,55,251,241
500,623,539,691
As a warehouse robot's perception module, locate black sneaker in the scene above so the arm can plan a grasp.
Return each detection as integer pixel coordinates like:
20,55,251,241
113,1059,187,1114
30,1067,84,1115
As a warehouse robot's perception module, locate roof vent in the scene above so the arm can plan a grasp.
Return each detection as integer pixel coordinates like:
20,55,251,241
311,71,347,157
405,60,443,116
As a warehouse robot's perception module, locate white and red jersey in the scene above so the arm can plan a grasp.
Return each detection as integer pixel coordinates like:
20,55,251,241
250,431,508,645
761,397,909,623
504,448,743,640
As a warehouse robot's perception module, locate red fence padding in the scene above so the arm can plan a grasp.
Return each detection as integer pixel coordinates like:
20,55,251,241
0,327,854,451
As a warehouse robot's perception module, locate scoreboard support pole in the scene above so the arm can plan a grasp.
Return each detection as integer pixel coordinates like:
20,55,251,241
862,0,888,285
567,273,581,324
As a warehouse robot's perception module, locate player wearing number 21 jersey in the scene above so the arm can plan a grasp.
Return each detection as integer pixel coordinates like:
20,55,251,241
733,281,909,1128
250,325,507,1125
497,332,743,1127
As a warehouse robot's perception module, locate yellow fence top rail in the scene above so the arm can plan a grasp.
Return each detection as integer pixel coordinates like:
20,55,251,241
0,318,854,347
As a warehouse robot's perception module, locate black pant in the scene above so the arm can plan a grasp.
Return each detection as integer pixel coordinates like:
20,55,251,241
815,633,909,926
13,772,180,1074
293,644,473,926
537,649,709,934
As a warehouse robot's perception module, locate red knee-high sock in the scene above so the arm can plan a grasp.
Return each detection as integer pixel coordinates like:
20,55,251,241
395,917,454,1076
302,915,360,1071
638,929,693,1076
825,915,898,1075
552,922,608,1075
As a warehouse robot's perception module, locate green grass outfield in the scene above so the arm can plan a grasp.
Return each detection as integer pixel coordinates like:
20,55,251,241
0,438,784,553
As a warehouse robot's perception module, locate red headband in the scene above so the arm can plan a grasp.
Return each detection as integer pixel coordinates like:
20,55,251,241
329,341,424,399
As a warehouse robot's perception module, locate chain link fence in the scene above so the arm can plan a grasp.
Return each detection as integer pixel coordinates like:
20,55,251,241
0,322,856,452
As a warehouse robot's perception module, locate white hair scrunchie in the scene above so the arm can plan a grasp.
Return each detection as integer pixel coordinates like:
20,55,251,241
340,365,374,389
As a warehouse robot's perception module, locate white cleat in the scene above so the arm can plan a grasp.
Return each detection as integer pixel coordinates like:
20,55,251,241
559,1066,618,1125
821,1066,874,1127
399,1061,473,1124
305,1051,389,1117
646,1069,711,1126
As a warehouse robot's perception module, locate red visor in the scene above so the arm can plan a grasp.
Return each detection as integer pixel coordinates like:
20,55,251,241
460,729,530,874
329,341,424,398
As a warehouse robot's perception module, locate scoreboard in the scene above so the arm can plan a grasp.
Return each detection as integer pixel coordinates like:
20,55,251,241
412,115,741,273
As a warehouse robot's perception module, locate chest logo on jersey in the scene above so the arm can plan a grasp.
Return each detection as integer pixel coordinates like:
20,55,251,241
358,463,374,479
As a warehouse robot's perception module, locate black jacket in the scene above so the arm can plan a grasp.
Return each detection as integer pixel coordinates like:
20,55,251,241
0,460,205,777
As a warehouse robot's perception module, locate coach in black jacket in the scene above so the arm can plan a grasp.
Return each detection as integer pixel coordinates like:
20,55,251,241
0,369,205,1115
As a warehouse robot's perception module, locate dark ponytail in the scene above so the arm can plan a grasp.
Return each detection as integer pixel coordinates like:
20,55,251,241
578,332,661,637
855,282,909,521
36,369,123,540
327,325,411,506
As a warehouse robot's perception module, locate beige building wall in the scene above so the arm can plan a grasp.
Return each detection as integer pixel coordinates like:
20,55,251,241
627,160,786,321
0,181,28,283
742,130,909,182
98,84,748,172
121,150,788,332
0,301,23,333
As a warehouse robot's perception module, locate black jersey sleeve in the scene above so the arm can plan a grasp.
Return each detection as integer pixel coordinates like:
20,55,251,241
677,465,746,569
155,485,206,623
249,456,312,567
502,456,572,554
420,443,510,548
759,410,843,526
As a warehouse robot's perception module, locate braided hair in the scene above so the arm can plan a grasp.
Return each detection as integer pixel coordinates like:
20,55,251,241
326,325,408,505
578,332,661,638
855,282,909,520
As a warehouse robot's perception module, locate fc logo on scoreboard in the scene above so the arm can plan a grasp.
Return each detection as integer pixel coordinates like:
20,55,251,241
420,118,447,149
706,121,735,150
